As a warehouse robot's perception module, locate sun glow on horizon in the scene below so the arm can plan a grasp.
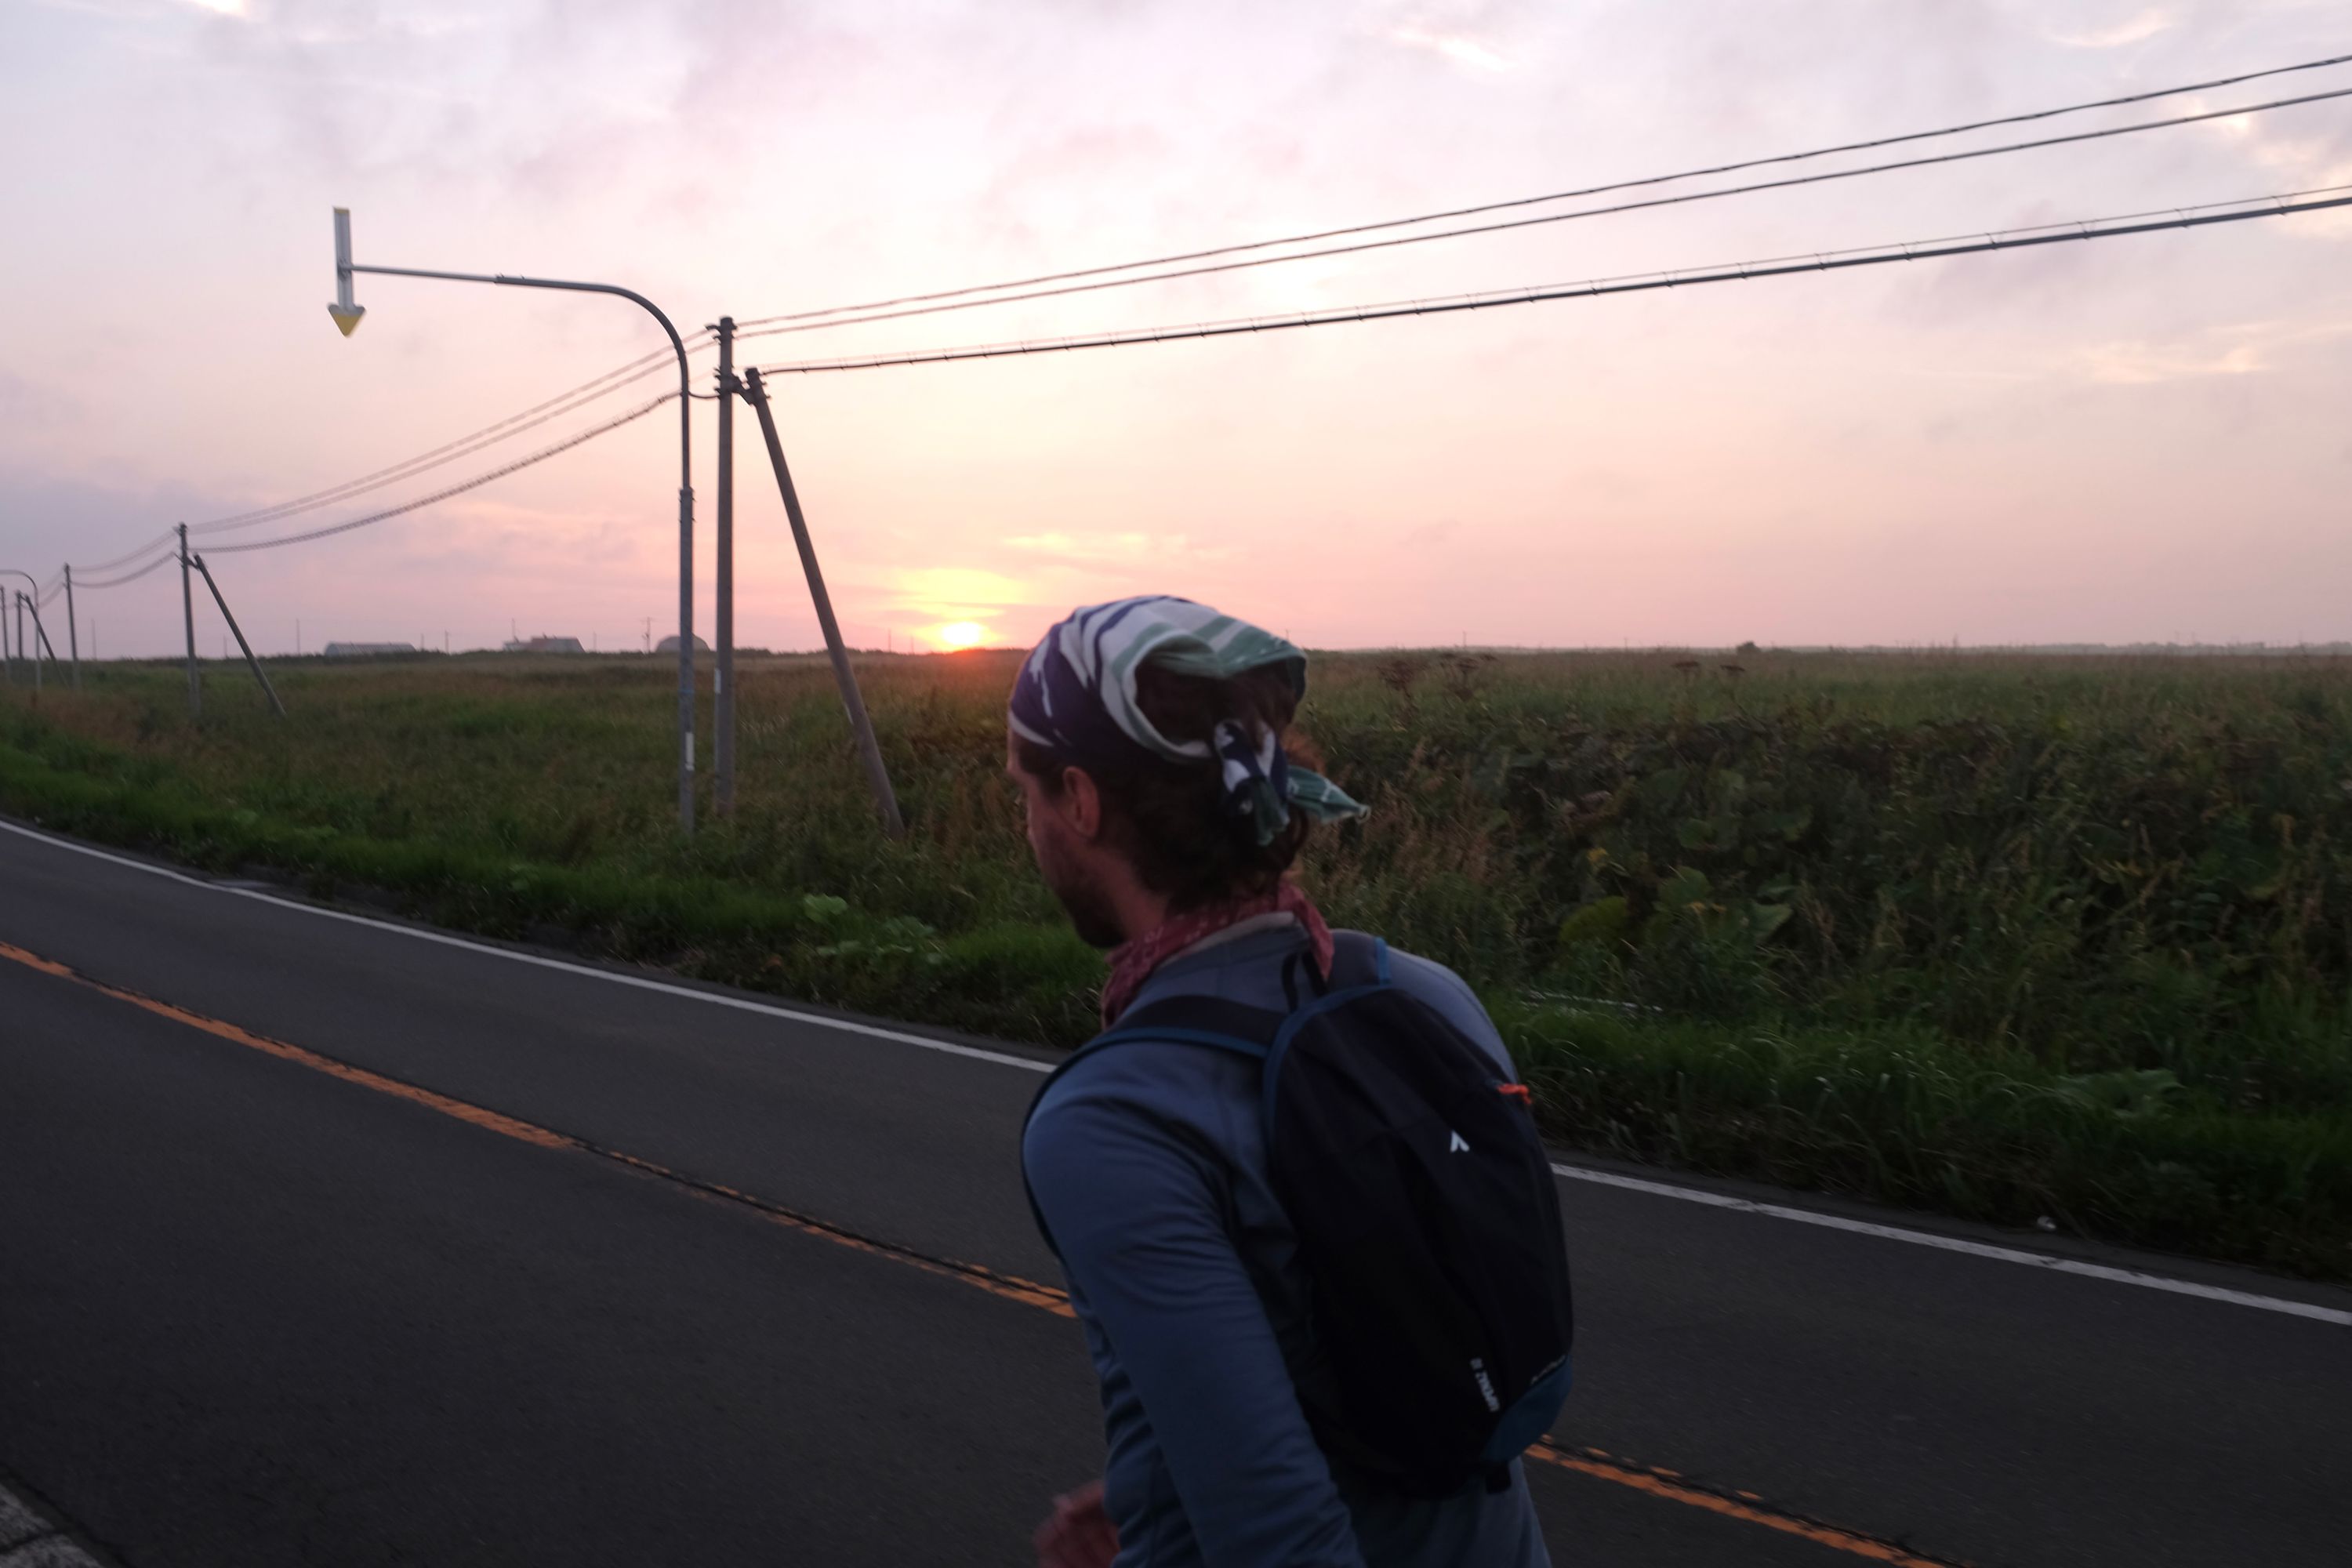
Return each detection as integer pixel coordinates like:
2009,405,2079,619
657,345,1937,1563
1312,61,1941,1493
935,621,990,651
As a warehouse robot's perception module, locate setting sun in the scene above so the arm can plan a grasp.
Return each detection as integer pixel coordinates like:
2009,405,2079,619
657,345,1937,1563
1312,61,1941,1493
935,621,990,651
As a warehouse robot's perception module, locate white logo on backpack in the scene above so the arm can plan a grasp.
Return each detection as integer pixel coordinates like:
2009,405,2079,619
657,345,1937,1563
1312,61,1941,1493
1448,1131,1470,1153
1470,1356,1501,1412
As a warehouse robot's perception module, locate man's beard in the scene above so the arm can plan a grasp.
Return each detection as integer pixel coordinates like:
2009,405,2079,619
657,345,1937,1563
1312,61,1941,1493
1035,830,1127,949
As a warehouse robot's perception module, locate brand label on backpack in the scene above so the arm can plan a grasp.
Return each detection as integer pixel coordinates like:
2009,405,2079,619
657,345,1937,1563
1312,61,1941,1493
1470,1357,1501,1413
1448,1131,1470,1152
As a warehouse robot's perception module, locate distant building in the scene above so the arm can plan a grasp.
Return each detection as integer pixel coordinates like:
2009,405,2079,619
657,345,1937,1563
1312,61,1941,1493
654,634,712,654
321,642,417,658
502,636,585,654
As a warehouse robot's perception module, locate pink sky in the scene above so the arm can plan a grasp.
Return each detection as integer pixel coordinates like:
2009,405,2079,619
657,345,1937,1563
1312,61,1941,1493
3,0,2350,657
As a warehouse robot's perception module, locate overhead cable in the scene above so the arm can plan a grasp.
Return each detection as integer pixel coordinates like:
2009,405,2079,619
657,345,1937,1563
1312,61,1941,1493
74,529,182,576
189,332,712,536
202,393,678,556
735,52,2352,332
752,186,2352,375
70,553,180,591
735,87,2352,345
64,334,713,578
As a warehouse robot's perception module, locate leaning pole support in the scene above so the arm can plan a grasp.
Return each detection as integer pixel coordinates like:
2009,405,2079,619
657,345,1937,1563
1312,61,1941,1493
191,553,287,717
25,593,60,703
739,368,906,840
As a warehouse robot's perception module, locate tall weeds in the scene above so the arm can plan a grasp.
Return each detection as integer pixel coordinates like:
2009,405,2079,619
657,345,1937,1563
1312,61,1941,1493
4,648,2346,1275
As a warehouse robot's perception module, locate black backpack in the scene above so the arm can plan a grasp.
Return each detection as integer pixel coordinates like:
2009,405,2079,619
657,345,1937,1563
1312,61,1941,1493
1027,935,1574,1497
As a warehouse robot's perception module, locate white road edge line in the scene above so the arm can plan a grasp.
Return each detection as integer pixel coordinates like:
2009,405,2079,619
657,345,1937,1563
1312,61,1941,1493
7,815,2347,1327
1551,1167,2352,1326
0,818,1052,1075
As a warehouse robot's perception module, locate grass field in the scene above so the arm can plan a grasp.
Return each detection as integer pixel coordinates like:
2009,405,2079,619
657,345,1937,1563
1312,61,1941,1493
3,646,2347,1279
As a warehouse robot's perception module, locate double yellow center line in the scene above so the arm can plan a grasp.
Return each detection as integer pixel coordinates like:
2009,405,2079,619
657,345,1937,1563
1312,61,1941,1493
0,938,1967,1568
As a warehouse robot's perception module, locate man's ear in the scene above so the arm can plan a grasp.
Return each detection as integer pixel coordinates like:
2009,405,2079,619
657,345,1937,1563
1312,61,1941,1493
1060,765,1105,840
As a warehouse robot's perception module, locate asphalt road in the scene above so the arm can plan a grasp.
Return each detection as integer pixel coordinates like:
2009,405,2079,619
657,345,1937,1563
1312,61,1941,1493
2,818,2348,1566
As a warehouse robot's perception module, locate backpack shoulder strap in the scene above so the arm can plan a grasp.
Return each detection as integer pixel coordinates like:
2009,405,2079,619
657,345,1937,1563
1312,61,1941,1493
1323,930,1393,989
1022,993,1289,1163
1021,993,1290,1261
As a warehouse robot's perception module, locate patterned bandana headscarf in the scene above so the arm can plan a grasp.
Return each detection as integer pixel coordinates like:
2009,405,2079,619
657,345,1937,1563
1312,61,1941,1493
1008,595,1367,846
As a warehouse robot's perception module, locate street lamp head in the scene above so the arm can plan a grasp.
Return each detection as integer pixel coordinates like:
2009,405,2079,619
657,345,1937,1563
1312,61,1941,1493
328,206,365,337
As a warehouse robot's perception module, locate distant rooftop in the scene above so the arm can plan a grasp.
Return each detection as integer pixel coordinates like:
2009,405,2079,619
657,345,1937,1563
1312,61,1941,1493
502,636,585,655
321,642,416,657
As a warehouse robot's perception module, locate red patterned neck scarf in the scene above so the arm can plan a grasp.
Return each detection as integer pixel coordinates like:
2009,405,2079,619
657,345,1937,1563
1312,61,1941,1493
1101,881,1334,1027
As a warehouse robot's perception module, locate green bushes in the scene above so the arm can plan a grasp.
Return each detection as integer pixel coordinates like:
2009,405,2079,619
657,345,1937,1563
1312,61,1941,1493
3,648,2347,1277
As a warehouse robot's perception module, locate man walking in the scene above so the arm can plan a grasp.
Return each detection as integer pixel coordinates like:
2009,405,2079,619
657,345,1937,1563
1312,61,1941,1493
1013,597,1566,1568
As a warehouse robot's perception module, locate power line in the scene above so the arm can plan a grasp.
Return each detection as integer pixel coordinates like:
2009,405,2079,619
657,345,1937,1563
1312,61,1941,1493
73,529,182,577
750,186,2352,376
71,553,178,591
735,86,2352,346
66,332,711,580
189,331,713,536
735,52,2352,332
202,393,678,556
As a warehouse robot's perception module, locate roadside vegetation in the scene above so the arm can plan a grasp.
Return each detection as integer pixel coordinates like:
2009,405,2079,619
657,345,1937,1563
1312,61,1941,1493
3,648,2347,1279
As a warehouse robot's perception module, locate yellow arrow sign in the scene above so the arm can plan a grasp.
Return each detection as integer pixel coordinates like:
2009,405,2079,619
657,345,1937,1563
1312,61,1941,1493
328,304,365,337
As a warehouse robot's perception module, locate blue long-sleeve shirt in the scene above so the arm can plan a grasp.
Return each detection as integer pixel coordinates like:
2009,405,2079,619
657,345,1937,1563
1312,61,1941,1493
1022,921,1553,1568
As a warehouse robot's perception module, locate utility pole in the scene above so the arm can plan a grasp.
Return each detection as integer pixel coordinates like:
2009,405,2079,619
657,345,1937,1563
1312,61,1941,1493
64,565,79,690
740,368,905,838
713,315,738,817
16,595,35,704
180,523,200,719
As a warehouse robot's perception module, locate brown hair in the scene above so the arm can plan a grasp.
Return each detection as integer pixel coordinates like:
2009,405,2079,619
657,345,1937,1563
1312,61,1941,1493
1017,662,1312,912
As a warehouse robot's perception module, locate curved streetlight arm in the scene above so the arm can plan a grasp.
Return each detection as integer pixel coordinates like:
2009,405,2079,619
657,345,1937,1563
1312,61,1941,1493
1,572,34,677
348,264,692,474
0,572,38,659
349,267,691,389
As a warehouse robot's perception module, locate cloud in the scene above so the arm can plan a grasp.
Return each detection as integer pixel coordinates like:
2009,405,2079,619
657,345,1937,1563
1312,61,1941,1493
1003,531,1231,562
1385,25,1509,72
882,565,1030,614
2041,7,2176,48
2073,318,2352,383
2193,106,2352,215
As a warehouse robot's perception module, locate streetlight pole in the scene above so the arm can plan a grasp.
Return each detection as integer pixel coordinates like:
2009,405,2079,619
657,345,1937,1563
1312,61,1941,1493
179,524,199,720
328,207,699,833
713,315,736,818
63,564,79,689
